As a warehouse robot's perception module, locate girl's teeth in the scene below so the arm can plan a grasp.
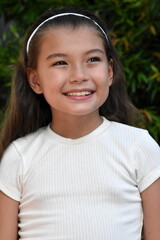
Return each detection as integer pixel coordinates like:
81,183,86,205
67,91,91,96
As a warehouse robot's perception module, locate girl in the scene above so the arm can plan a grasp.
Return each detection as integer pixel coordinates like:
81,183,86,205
0,6,160,240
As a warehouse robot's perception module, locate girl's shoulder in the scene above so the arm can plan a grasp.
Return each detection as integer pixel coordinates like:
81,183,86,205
13,125,48,147
5,125,50,161
0,125,50,183
105,119,159,152
108,120,150,140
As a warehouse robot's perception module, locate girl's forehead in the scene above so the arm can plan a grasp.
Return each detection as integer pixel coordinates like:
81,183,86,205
40,25,104,47
44,25,101,36
37,26,106,60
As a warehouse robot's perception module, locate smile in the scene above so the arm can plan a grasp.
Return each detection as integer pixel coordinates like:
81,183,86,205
65,91,92,96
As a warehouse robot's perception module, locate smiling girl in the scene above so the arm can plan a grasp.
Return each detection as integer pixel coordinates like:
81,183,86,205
0,6,160,240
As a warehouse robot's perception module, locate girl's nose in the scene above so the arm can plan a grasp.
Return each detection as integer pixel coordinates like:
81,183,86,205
69,65,89,83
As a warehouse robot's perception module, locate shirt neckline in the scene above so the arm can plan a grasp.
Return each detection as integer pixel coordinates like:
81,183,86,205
46,117,111,144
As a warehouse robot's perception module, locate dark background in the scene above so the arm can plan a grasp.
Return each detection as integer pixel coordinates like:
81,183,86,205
0,0,160,144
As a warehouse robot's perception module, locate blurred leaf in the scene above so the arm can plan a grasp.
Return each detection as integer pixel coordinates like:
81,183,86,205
153,52,160,58
149,25,157,36
150,73,160,80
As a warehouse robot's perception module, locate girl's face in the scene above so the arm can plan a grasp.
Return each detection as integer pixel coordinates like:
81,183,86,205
28,26,113,120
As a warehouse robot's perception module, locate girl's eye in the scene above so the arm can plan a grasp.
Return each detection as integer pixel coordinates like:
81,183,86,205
88,57,100,63
53,61,67,66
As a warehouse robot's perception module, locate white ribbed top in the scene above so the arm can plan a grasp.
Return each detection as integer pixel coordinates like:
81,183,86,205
0,118,160,240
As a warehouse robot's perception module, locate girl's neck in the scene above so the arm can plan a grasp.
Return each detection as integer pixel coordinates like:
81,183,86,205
50,113,103,139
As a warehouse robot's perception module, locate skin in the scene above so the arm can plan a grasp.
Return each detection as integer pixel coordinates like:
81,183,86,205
141,178,160,240
0,191,19,239
0,26,160,239
27,26,113,138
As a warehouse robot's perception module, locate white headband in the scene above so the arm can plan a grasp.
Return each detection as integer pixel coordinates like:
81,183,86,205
26,12,109,53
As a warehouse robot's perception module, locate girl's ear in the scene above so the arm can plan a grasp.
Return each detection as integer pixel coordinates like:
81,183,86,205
26,68,42,94
108,59,113,86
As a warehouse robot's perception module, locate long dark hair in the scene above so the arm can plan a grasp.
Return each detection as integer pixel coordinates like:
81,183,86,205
0,6,137,157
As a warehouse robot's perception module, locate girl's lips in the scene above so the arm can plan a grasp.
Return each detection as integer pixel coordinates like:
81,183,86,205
63,89,95,100
65,91,92,96
63,89,95,96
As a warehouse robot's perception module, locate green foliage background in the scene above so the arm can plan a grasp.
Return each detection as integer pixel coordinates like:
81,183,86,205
0,0,160,144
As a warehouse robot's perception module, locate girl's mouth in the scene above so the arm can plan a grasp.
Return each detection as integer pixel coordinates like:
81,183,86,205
63,90,95,100
64,91,93,96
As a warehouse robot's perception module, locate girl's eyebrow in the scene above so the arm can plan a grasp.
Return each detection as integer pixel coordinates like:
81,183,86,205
85,48,105,55
46,53,67,60
46,48,104,60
